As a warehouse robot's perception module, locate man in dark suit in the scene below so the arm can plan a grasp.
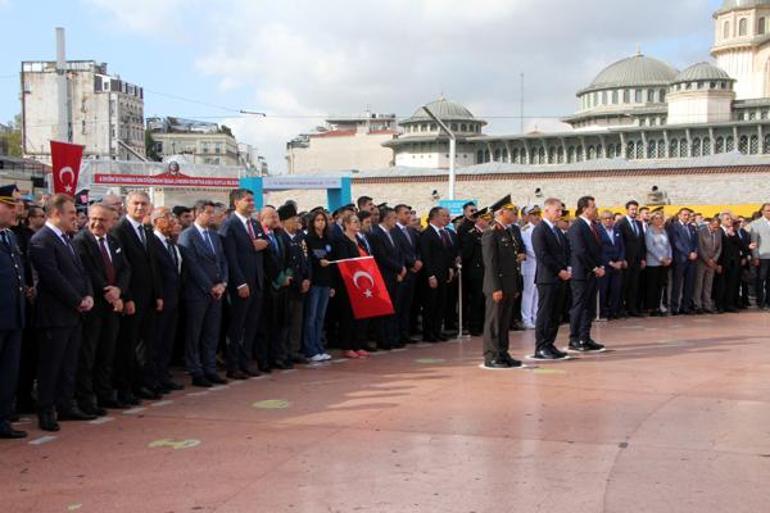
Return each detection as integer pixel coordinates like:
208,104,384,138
219,189,269,379
598,210,626,320
566,196,606,352
715,213,744,313
178,200,229,387
370,206,406,350
149,208,185,392
112,191,164,404
0,185,28,438
419,207,454,342
30,194,96,431
392,204,422,344
667,208,699,315
460,208,490,336
482,196,522,368
531,198,571,360
456,201,478,240
73,203,131,414
616,200,646,317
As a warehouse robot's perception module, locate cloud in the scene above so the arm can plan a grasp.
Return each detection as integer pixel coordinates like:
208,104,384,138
89,0,716,173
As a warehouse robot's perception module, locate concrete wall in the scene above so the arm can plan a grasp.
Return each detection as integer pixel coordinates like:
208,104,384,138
667,90,734,124
287,131,395,174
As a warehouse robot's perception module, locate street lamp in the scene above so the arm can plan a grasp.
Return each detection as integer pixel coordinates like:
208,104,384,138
421,105,456,200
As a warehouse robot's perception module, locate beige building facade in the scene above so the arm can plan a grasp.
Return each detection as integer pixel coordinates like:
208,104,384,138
21,60,145,162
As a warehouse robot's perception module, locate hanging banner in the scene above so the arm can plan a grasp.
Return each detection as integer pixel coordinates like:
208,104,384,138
50,140,85,195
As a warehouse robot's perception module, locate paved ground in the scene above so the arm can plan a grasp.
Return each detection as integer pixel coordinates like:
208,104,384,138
3,312,770,513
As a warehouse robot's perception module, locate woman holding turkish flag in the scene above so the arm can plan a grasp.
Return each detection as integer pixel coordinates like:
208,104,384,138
334,212,372,359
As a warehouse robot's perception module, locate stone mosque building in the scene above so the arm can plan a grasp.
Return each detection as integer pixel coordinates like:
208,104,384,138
276,0,770,213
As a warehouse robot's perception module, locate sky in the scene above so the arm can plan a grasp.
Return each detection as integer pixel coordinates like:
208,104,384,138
0,0,725,173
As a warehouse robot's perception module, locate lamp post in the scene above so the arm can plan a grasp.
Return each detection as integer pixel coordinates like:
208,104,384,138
421,105,456,200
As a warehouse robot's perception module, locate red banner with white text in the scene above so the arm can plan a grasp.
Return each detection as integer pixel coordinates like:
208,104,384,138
50,141,85,195
336,256,394,319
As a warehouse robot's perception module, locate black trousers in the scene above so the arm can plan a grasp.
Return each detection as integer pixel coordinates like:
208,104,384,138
569,277,598,342
115,300,154,396
155,302,179,381
376,277,400,348
185,297,223,377
396,272,417,341
16,318,37,410
422,280,447,340
671,259,696,313
756,259,770,308
483,293,514,362
465,271,485,334
226,290,262,372
37,324,81,412
257,288,290,366
622,262,643,314
0,329,22,422
714,262,740,310
599,268,623,318
645,266,668,311
444,277,458,330
77,307,119,406
535,282,566,352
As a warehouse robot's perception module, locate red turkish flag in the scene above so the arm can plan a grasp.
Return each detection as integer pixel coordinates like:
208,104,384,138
336,256,394,319
50,141,85,195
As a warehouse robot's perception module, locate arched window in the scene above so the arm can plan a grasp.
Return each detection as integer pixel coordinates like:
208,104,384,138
484,149,491,162
703,138,711,155
716,137,724,153
679,138,687,157
726,136,735,152
430,123,438,131
567,146,575,163
451,123,458,131
557,147,564,163
669,139,679,158
691,138,702,157
596,144,603,158
536,147,545,164
476,150,484,164
739,135,749,153
658,139,666,158
512,148,519,163
635,89,642,103
460,123,467,132
627,142,636,159
587,145,596,160
623,90,630,103
575,147,583,162
760,17,766,35
647,141,656,159
764,134,770,153
493,149,501,162
601,91,607,105
724,21,730,39
659,89,666,102
547,147,555,163
636,142,643,159
611,90,618,104
502,148,509,162
647,89,655,103
750,135,759,154
739,18,748,36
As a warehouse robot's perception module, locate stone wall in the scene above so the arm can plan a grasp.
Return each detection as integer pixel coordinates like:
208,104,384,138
266,166,770,213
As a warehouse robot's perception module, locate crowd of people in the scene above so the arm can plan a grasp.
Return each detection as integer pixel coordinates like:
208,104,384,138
0,183,769,439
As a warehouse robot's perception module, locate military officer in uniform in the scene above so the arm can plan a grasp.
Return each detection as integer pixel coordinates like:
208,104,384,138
482,195,523,369
461,207,491,336
0,185,28,438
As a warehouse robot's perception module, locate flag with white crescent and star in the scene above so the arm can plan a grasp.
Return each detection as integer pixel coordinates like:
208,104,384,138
50,140,85,196
336,256,394,319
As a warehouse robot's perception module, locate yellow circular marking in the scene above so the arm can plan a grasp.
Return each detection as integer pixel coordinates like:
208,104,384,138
67,505,83,511
253,399,291,409
532,368,567,375
415,358,446,364
147,438,201,450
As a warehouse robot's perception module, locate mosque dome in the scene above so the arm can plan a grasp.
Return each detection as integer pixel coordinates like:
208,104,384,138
672,62,734,83
402,97,485,126
579,54,678,95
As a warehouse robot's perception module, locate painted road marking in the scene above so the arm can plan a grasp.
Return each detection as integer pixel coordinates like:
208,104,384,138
28,435,57,445
123,407,147,415
253,399,291,409
148,438,201,450
89,416,115,425
150,400,174,407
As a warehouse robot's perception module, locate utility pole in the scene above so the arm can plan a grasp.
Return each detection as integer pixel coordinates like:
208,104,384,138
55,27,72,143
422,105,456,200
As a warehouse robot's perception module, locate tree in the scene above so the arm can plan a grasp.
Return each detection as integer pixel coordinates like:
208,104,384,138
0,114,23,157
220,124,233,137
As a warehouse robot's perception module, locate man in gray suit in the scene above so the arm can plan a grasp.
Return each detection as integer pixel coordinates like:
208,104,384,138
693,217,722,313
749,203,770,310
178,200,229,387
481,195,522,369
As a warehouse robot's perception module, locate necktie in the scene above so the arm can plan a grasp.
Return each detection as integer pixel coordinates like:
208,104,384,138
136,225,145,247
63,233,76,257
203,230,215,255
631,219,638,237
246,219,256,240
384,227,395,247
168,239,179,273
590,222,601,243
551,224,561,245
98,237,116,285
402,226,413,247
440,229,451,248
0,230,8,250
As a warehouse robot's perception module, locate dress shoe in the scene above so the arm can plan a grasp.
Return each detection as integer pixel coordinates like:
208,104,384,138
271,361,293,370
242,366,262,377
501,353,523,368
585,339,605,351
628,311,645,318
258,365,273,374
98,398,130,410
510,322,525,331
437,333,449,342
206,373,228,385
549,345,569,358
38,411,60,432
469,331,483,337
292,355,309,364
226,370,249,380
135,387,162,400
533,346,567,360
0,422,27,439
484,359,511,369
118,392,140,406
79,403,107,417
58,407,97,421
191,375,213,388
8,413,20,422
422,337,438,343
160,380,184,391
392,342,406,349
